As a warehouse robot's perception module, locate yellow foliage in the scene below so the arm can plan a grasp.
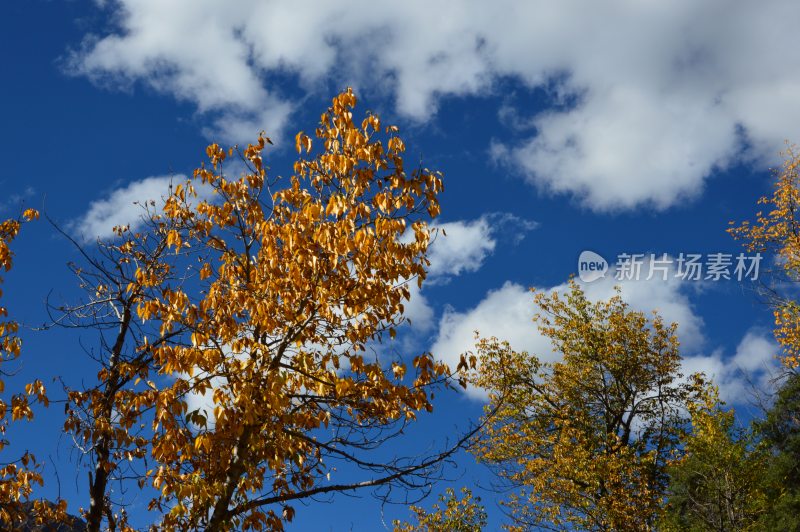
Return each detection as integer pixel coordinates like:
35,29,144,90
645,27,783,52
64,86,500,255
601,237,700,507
0,210,57,526
62,88,449,530
730,146,800,368
394,487,487,531
471,281,706,531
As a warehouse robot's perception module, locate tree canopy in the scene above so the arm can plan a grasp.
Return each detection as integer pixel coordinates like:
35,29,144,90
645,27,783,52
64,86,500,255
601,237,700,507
470,281,706,531
7,89,476,531
2,93,800,532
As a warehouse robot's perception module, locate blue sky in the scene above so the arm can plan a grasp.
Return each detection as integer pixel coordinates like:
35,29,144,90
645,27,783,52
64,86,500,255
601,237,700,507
2,1,797,529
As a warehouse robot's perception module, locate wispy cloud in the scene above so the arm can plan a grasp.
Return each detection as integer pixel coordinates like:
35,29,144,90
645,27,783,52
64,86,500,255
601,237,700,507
72,175,189,241
0,186,36,214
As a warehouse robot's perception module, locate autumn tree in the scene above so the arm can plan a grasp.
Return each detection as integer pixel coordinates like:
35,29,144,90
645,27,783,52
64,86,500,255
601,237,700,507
660,387,769,531
721,147,800,530
730,146,800,369
48,207,195,532
0,209,55,527
470,281,705,531
393,487,487,532
52,88,471,531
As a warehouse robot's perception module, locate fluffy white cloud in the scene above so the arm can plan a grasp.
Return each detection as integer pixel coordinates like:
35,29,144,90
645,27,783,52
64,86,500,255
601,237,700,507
401,214,536,330
427,214,537,281
426,218,497,280
71,0,800,208
402,281,435,332
682,331,779,404
432,281,545,368
73,175,185,241
432,269,706,398
73,174,220,242
184,374,223,430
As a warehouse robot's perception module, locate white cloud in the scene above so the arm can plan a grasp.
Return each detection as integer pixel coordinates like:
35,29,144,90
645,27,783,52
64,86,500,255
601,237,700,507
184,374,223,431
402,281,435,333
502,87,743,211
431,259,709,398
434,271,703,366
71,0,800,208
432,282,544,371
0,186,36,214
427,214,537,281
202,103,293,146
682,330,779,404
427,218,497,280
401,214,536,331
73,175,185,241
73,174,219,242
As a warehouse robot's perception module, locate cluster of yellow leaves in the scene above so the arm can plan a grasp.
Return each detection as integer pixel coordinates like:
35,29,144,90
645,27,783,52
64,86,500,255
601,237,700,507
471,280,705,531
0,209,59,527
119,88,451,530
730,147,800,368
393,487,487,532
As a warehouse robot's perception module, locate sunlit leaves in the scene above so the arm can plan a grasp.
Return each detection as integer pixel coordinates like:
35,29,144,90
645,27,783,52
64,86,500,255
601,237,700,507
128,88,450,530
0,89,454,531
470,281,705,531
0,211,56,527
393,487,487,532
730,147,800,368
